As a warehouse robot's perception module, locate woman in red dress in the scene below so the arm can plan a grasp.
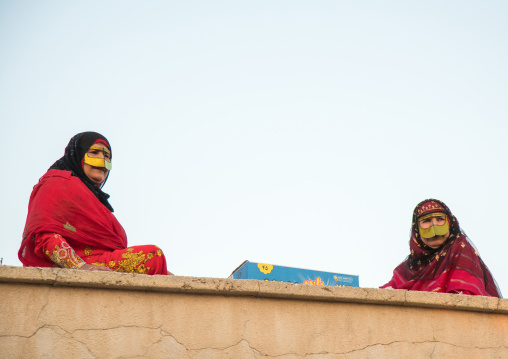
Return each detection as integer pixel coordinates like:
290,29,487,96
19,131,171,275
381,199,500,297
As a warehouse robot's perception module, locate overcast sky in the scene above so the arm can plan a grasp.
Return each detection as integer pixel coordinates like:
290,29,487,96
1,1,507,294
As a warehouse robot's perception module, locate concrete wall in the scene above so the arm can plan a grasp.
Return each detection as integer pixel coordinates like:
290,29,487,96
1,266,507,359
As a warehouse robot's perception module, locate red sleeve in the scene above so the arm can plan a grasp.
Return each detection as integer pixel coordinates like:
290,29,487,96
34,232,86,269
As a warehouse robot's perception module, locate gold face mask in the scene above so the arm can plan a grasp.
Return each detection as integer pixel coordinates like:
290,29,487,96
84,145,112,170
418,212,449,239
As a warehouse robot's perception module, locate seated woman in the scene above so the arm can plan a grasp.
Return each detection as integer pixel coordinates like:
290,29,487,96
19,131,171,275
381,199,500,297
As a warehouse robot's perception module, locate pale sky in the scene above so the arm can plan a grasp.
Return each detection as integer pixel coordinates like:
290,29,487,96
1,1,507,294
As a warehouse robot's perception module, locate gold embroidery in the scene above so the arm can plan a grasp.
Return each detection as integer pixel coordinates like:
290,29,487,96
84,246,93,256
435,254,439,261
49,238,85,269
461,243,465,248
137,264,147,274
93,248,161,274
64,222,77,232
117,248,148,273
417,201,443,216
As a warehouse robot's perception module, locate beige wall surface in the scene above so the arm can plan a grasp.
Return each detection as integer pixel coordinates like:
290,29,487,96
1,266,507,359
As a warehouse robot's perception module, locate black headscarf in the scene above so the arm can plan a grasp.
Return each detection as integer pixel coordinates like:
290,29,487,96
49,131,114,212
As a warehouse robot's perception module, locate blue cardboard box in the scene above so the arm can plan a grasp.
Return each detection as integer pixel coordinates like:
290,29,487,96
229,260,359,287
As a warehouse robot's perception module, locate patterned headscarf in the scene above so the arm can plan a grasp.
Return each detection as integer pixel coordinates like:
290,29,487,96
416,200,446,218
49,131,114,212
409,199,458,265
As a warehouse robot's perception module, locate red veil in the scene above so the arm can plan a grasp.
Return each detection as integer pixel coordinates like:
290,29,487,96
19,170,127,267
381,199,501,297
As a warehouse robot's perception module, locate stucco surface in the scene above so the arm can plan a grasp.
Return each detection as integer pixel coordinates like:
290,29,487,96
1,266,507,358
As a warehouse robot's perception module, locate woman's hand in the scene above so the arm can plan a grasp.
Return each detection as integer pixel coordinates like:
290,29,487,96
77,263,113,272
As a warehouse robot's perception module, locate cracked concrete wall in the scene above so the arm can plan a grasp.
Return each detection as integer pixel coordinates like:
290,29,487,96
1,266,508,359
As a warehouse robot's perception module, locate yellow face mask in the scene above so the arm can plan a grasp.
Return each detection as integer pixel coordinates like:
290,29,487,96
418,212,449,239
84,145,112,170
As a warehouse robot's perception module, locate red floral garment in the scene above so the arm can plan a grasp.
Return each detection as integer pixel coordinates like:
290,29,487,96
87,245,168,275
19,170,168,275
35,232,168,275
36,233,86,269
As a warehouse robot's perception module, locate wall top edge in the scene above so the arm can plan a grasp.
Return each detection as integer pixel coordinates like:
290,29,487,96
1,265,506,314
